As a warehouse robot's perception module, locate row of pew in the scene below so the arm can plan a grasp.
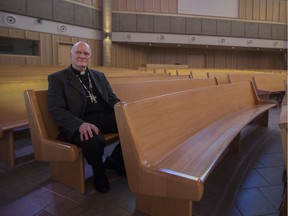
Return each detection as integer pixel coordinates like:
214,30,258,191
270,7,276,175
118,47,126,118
0,65,286,166
0,65,286,215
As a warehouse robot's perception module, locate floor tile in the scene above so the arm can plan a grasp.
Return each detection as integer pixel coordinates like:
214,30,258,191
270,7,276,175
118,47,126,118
257,152,285,167
259,185,284,209
228,204,241,216
257,166,285,185
0,188,59,216
240,169,270,189
234,188,279,216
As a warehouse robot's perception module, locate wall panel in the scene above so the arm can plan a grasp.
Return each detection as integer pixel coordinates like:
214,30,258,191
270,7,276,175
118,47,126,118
279,1,287,22
239,0,246,18
118,0,128,11
153,0,161,12
245,0,253,19
111,43,286,70
226,51,238,68
239,0,287,22
266,0,274,21
144,0,154,12
214,51,227,68
169,0,178,14
272,0,280,21
40,34,53,65
259,0,267,20
10,28,26,38
11,56,27,65
136,0,145,11
0,27,102,66
113,0,286,22
160,0,169,13
127,0,136,11
0,56,12,65
112,0,177,14
253,0,260,20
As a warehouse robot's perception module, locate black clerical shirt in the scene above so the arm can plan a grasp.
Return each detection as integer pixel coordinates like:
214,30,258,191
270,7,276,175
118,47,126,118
72,68,112,122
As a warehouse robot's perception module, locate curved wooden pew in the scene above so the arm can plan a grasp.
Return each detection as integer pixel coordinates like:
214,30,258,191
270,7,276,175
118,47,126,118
0,74,191,167
252,75,286,101
0,80,48,166
108,75,190,84
228,73,286,103
111,78,217,102
114,81,276,216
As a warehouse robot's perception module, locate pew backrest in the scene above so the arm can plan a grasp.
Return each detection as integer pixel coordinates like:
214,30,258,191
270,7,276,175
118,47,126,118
114,81,276,202
111,78,217,102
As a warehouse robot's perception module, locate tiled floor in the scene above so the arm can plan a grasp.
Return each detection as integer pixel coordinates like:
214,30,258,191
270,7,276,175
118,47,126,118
228,106,285,216
0,107,285,216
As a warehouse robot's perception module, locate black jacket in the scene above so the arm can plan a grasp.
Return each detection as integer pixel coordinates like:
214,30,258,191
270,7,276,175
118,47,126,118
48,65,119,141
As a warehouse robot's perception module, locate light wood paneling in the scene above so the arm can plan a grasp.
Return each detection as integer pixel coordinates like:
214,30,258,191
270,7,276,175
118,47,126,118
169,0,178,14
253,0,260,20
127,0,136,11
160,0,169,13
135,0,144,11
113,0,286,22
144,0,154,12
246,0,253,19
58,43,73,66
153,0,161,12
214,51,226,68
240,0,287,22
113,0,177,14
118,0,128,10
272,0,280,21
10,28,25,38
26,57,41,65
25,31,40,40
226,51,238,68
239,0,246,18
279,1,287,22
0,27,102,66
259,0,267,20
40,34,53,65
111,43,286,70
187,55,206,68
11,56,26,65
0,56,11,65
266,0,274,21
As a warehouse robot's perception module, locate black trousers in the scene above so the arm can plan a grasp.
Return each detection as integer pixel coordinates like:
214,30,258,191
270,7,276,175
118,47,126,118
71,112,123,174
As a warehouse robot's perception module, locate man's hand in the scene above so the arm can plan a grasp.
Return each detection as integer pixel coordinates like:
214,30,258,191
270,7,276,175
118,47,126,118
79,122,100,141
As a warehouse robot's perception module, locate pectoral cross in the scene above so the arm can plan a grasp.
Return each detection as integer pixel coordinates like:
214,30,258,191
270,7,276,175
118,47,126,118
87,92,97,103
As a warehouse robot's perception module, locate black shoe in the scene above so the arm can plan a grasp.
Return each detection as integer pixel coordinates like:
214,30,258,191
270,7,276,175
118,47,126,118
94,176,110,193
104,156,126,177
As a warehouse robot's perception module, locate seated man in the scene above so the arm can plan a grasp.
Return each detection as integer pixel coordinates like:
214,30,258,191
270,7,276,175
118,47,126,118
48,41,125,193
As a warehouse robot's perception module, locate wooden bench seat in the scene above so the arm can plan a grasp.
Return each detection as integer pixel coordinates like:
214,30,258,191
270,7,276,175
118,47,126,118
0,80,48,166
0,74,190,167
24,89,119,193
252,75,286,98
228,73,286,102
19,78,216,191
0,68,173,166
114,81,276,216
0,120,29,166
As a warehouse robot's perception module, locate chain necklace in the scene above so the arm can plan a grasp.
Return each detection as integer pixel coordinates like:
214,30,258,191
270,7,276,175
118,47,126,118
75,71,97,103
